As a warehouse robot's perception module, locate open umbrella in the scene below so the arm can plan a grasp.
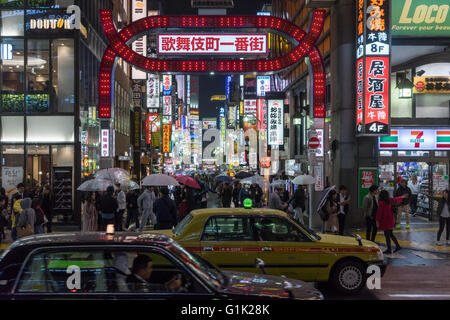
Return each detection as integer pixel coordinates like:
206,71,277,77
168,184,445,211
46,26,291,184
142,174,179,186
292,175,316,185
95,168,130,182
271,179,288,187
235,171,253,179
316,185,336,214
215,175,233,183
118,179,140,190
77,178,114,192
175,175,200,189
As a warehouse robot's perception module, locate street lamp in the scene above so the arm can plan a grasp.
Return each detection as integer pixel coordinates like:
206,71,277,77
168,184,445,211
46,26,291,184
396,72,414,99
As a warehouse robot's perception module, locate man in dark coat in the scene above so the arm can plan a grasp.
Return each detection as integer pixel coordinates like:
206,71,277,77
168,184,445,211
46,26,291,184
100,186,118,231
153,187,177,230
394,179,412,229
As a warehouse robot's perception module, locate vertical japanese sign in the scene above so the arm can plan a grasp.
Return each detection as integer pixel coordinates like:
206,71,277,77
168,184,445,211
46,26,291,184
243,99,257,115
268,99,283,146
147,74,159,110
314,162,324,191
146,113,159,145
256,98,267,130
358,168,378,207
132,0,147,79
162,124,171,153
162,75,172,96
101,129,110,157
356,0,391,135
219,107,226,151
190,75,199,109
257,76,270,96
163,96,172,116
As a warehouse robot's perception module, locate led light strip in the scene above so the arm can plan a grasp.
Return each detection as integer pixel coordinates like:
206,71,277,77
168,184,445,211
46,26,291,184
98,10,326,118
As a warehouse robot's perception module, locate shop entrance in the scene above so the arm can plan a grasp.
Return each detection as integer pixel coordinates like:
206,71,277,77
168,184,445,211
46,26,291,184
379,160,449,220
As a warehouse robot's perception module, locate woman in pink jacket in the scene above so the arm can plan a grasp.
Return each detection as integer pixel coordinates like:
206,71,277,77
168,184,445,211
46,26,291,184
376,190,408,254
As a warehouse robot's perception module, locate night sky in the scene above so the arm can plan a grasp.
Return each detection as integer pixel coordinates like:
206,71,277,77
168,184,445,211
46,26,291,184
159,0,269,119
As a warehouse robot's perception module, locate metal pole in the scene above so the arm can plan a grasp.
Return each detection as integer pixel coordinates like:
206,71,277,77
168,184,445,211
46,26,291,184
308,184,313,229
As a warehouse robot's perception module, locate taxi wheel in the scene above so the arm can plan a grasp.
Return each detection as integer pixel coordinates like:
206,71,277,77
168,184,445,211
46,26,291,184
331,260,366,294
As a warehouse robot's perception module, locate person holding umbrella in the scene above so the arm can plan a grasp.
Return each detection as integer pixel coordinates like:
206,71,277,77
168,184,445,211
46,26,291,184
324,190,339,234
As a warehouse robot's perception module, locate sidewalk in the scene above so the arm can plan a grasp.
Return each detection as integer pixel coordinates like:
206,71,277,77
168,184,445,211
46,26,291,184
350,215,449,253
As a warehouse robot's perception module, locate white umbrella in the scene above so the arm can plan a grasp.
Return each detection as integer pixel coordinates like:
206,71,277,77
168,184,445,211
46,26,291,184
118,179,140,190
95,168,130,182
240,175,265,189
292,175,316,185
77,178,114,192
142,174,179,186
271,179,288,186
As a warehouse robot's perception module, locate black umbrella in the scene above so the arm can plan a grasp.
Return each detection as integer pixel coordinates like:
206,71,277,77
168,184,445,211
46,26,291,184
235,171,253,179
215,175,233,183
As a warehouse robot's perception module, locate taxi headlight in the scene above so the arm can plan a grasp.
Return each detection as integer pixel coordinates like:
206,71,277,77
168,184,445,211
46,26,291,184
377,248,384,260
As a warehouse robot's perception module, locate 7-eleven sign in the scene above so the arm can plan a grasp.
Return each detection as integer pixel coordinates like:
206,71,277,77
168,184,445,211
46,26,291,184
410,131,424,148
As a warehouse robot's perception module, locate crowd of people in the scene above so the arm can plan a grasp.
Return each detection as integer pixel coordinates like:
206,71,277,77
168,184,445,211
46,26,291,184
81,174,213,232
0,183,53,243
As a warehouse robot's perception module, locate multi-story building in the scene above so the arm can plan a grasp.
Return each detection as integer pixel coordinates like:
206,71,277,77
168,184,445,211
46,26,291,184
0,0,132,224
272,0,450,228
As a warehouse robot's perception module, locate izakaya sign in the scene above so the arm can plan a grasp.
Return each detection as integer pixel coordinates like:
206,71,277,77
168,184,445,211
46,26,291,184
356,0,391,136
379,128,450,150
392,0,450,37
158,34,267,54
98,10,326,119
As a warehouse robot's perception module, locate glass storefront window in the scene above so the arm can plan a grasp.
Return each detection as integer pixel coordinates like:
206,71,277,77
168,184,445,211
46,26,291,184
51,39,74,112
390,73,413,118
0,10,24,36
26,115,74,143
27,39,50,113
26,144,50,188
1,115,24,142
415,94,450,119
51,144,73,166
0,144,24,191
1,38,25,112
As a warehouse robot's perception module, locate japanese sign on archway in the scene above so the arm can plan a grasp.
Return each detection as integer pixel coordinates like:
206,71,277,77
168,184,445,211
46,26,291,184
98,9,326,118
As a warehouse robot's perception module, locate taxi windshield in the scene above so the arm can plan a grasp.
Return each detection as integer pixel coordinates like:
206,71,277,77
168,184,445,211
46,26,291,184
168,242,226,290
174,214,193,236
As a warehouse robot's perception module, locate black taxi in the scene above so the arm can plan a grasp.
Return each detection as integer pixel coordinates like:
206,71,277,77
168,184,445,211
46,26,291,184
0,232,323,300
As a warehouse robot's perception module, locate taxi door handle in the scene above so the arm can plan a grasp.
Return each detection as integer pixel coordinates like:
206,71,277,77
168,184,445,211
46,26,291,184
262,247,272,252
203,247,213,251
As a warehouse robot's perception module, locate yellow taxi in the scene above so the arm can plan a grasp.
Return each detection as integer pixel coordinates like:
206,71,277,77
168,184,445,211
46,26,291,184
155,208,386,294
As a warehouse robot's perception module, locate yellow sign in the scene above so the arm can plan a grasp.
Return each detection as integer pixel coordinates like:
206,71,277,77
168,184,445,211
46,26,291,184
162,124,171,153
413,76,450,94
210,95,226,101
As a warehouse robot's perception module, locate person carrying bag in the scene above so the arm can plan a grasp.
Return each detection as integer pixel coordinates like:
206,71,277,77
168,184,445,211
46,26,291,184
16,198,35,238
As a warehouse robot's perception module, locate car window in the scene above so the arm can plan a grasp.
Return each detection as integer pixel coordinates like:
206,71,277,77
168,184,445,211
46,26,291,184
201,216,255,241
254,217,311,242
16,248,205,295
17,250,113,293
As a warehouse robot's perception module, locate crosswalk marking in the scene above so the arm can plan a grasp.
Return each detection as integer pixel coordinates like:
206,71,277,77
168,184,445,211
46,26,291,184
411,251,443,260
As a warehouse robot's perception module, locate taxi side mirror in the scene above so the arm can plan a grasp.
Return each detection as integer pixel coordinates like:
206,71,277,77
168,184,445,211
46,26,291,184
255,258,266,274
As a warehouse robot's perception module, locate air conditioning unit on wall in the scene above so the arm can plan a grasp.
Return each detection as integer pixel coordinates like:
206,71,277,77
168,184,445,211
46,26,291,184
305,0,336,8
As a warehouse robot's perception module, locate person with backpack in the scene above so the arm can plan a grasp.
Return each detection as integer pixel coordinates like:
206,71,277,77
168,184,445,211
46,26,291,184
153,187,177,230
32,197,46,234
10,183,28,241
376,190,408,254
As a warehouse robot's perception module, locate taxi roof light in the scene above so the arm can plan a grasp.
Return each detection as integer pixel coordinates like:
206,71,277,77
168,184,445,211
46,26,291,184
243,198,253,209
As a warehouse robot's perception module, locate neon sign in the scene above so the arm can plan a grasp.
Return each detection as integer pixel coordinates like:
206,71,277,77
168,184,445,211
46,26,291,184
98,10,326,118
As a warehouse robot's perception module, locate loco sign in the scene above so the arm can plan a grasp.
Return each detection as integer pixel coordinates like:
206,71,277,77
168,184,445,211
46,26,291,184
98,10,326,118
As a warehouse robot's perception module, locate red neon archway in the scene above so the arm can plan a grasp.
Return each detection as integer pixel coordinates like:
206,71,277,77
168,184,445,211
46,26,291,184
99,10,326,118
